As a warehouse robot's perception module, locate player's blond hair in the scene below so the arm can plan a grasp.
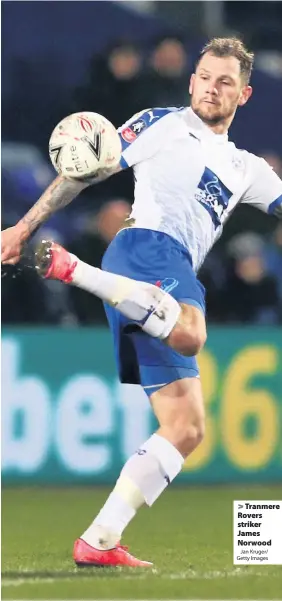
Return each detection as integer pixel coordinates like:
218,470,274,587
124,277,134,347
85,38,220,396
198,37,254,84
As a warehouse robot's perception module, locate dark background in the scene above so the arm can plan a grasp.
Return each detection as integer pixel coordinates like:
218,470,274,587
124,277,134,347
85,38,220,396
2,0,282,326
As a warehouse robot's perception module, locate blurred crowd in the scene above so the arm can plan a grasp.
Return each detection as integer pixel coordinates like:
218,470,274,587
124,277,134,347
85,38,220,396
2,34,282,327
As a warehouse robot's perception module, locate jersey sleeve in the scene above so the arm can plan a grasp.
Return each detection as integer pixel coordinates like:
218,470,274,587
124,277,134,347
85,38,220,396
241,156,282,218
117,108,179,169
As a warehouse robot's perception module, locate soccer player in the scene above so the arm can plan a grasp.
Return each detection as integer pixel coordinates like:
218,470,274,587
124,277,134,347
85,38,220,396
2,38,282,568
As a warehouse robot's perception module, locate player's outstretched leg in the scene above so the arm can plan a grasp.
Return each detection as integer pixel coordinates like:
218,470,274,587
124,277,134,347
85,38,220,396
73,377,204,568
35,240,181,340
35,239,206,357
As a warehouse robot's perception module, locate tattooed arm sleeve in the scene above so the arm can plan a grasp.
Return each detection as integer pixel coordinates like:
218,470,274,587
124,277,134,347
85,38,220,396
16,175,90,239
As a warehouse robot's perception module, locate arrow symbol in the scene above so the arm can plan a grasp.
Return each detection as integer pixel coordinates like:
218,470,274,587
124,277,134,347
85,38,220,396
238,504,243,508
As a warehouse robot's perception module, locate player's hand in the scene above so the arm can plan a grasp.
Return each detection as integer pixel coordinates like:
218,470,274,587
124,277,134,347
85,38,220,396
1,225,26,265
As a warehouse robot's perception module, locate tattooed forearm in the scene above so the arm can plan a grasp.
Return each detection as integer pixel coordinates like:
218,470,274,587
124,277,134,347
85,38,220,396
17,175,89,239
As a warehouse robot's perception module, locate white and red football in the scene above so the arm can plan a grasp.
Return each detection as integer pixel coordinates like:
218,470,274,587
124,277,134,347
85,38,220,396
49,112,121,179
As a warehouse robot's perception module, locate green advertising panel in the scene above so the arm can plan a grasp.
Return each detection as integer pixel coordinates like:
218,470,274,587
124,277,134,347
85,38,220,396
2,327,282,484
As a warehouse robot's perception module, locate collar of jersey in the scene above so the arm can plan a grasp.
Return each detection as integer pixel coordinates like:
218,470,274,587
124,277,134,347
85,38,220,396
185,107,228,144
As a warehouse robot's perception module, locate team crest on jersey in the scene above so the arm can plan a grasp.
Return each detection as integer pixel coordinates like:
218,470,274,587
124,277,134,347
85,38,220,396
195,167,232,227
121,118,147,143
121,127,137,143
119,107,182,153
131,119,146,134
232,155,244,170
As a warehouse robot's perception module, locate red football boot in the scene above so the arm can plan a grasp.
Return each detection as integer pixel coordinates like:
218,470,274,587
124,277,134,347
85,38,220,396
34,240,77,283
73,538,153,568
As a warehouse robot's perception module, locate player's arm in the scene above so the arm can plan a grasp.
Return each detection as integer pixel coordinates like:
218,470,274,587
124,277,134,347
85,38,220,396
241,157,282,219
1,175,92,264
16,161,124,238
1,108,168,265
18,158,124,237
1,165,123,265
18,175,89,237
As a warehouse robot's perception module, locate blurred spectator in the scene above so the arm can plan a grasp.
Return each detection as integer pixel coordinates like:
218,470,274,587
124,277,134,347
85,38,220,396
1,141,91,246
220,232,281,324
1,264,51,325
264,222,282,300
1,220,57,325
71,39,150,201
1,224,78,326
198,251,226,323
2,59,42,145
72,39,149,127
145,34,190,107
68,199,131,324
95,199,131,244
247,18,282,78
2,142,54,226
255,50,282,79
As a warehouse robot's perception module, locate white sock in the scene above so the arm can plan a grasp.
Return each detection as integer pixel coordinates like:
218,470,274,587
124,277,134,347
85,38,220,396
80,434,184,549
81,490,139,550
121,434,184,505
69,257,181,339
81,477,145,550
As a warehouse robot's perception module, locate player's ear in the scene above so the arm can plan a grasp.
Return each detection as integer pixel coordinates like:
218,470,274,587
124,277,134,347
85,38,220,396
189,74,195,95
238,85,252,107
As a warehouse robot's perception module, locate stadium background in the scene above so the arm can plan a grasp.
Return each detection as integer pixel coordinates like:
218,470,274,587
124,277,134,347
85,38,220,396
1,1,282,600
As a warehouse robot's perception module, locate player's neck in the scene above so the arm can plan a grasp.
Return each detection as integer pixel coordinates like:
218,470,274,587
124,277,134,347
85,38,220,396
205,121,229,135
189,107,233,137
202,111,235,135
204,114,234,135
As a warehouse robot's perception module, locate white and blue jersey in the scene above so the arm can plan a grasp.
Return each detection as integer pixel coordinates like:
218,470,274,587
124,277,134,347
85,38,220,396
102,107,282,394
117,106,282,272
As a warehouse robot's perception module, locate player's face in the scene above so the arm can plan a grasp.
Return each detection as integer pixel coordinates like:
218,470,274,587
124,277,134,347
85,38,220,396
189,53,252,128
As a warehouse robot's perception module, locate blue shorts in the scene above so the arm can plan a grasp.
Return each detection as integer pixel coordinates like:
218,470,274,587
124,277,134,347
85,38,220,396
101,228,206,396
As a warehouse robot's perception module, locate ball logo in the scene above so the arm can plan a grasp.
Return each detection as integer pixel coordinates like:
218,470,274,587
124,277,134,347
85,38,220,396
82,133,102,161
78,115,94,134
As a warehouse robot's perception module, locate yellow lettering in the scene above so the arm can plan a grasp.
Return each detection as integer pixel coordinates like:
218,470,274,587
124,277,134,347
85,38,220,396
222,346,278,469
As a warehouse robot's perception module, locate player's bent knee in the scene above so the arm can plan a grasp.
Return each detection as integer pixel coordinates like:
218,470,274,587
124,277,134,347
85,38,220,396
151,376,205,458
167,304,207,357
162,405,205,457
171,419,205,457
169,326,206,357
184,420,205,450
183,330,207,357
